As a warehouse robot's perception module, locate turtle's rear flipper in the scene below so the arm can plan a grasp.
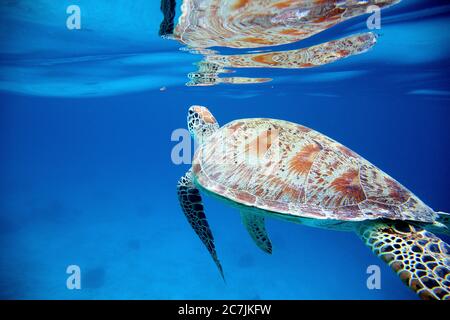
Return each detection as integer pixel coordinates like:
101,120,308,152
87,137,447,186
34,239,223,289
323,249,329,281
177,170,224,280
357,221,450,300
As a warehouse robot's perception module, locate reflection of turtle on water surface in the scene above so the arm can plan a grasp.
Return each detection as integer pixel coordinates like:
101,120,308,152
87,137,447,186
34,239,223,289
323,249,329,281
205,32,377,69
187,62,271,86
159,1,399,86
177,106,450,300
186,32,377,86
159,0,400,48
172,0,400,49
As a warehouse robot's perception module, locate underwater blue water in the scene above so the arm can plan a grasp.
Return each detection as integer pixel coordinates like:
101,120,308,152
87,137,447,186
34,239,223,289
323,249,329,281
0,0,449,299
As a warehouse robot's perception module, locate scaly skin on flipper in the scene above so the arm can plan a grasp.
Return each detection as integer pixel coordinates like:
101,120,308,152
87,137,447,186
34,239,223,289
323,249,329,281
177,169,224,280
358,221,450,300
241,210,272,254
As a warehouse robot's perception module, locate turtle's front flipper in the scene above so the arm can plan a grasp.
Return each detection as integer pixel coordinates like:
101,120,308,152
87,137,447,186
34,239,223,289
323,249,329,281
241,210,272,254
177,170,224,280
357,221,450,300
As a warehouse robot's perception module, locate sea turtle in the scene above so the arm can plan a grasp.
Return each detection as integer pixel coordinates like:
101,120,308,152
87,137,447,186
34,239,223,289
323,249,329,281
177,106,450,300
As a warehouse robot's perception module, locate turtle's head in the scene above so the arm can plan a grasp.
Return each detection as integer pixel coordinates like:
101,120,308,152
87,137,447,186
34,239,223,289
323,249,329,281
187,105,219,144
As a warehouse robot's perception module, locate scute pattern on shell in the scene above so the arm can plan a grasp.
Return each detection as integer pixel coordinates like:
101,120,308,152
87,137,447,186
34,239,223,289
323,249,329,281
193,118,436,222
